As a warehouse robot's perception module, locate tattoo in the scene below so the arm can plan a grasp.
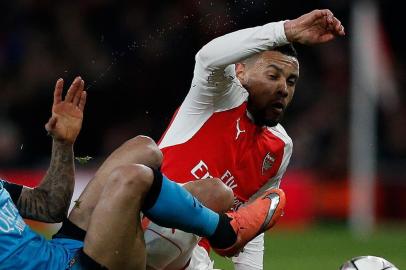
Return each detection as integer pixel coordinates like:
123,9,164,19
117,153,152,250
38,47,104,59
73,199,82,209
17,140,75,223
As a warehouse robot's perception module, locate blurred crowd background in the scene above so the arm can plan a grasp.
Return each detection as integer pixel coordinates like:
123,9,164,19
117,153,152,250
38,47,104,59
0,0,405,223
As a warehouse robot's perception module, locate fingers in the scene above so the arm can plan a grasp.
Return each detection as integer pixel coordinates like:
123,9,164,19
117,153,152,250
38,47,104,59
312,9,345,37
308,9,345,36
320,9,334,18
53,78,64,106
330,16,345,36
310,9,333,21
320,9,345,36
65,76,82,102
337,23,345,36
78,91,87,112
72,79,85,106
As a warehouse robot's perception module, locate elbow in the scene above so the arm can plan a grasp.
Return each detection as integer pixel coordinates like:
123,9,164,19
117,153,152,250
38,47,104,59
195,50,207,65
195,46,216,69
18,189,69,223
43,193,70,223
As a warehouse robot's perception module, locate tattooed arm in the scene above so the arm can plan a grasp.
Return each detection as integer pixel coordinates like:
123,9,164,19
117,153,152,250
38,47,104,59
17,140,75,222
16,77,87,223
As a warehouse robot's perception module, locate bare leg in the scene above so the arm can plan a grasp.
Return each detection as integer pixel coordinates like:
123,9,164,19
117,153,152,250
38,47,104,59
68,135,162,230
81,163,234,270
66,135,233,269
83,164,154,270
183,178,234,213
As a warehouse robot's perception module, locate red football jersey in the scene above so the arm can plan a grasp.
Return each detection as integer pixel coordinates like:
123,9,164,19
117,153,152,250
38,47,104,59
156,20,292,265
159,21,292,208
160,101,291,208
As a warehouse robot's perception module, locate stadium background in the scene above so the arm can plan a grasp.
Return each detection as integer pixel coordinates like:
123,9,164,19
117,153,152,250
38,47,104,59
0,1,405,269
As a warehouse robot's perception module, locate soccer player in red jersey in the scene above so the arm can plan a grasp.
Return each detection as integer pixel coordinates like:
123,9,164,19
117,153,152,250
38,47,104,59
144,9,345,269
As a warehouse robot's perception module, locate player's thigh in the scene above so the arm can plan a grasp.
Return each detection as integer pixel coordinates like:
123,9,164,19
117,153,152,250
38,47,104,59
79,165,153,269
145,221,200,270
94,135,162,179
69,136,161,228
80,135,161,203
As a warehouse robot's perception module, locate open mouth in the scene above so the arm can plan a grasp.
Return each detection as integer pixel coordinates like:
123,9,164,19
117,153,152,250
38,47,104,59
271,102,284,113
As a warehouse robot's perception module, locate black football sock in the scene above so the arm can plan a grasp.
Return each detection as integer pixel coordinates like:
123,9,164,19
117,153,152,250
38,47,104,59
207,213,237,249
142,168,164,210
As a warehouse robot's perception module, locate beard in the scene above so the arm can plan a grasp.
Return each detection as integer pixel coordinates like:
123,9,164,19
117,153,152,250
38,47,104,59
248,102,286,127
253,112,283,127
246,96,288,127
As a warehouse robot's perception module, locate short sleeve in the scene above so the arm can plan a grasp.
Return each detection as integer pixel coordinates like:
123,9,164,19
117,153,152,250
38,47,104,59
1,179,23,204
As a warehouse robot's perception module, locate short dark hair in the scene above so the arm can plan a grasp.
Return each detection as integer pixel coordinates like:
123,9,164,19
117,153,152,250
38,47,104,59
241,43,298,67
273,44,298,59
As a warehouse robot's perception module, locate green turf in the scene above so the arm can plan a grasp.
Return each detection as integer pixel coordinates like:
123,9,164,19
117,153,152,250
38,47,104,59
211,224,406,270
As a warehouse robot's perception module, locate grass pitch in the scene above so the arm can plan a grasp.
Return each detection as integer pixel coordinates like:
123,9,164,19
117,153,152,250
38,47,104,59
211,224,406,270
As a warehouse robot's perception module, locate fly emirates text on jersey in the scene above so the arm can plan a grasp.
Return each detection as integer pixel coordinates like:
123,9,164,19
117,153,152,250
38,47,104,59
191,160,244,210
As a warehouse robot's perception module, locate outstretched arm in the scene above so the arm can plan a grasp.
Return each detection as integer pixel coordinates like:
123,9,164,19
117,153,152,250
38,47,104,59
195,20,287,75
17,76,87,223
196,9,344,72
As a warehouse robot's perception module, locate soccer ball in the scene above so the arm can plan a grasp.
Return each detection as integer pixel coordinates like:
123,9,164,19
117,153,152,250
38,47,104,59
339,256,398,270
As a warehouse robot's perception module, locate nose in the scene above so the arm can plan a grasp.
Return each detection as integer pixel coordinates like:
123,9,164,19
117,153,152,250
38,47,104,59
276,80,288,97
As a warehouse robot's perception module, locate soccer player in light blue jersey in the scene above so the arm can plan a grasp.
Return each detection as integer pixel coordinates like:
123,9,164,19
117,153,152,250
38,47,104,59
0,76,87,269
0,76,285,270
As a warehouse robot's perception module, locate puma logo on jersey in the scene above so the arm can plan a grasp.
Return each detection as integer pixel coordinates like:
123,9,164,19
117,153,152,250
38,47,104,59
261,152,275,175
235,118,246,140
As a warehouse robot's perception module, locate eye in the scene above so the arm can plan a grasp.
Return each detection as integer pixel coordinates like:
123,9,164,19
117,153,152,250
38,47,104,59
287,78,297,86
268,74,278,80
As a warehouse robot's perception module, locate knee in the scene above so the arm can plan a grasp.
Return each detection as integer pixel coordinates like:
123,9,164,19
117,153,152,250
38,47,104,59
209,178,234,212
123,136,163,168
107,164,153,196
185,178,234,213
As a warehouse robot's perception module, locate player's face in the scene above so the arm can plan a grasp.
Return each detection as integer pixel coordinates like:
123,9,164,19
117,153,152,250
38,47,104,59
240,51,299,127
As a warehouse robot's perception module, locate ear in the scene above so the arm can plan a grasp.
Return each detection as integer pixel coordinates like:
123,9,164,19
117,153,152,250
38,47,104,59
235,63,246,84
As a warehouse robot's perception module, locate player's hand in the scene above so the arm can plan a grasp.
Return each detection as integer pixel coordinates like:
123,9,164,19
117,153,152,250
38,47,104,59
45,76,87,144
284,9,345,45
